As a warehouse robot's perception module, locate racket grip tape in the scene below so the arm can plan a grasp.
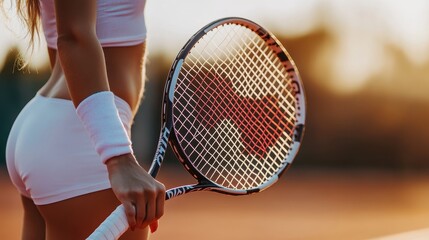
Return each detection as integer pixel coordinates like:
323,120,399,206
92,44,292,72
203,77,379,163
86,205,129,240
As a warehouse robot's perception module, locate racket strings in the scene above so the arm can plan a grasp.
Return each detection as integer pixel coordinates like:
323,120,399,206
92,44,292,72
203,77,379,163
177,26,290,188
177,74,278,188
196,29,290,183
173,23,297,190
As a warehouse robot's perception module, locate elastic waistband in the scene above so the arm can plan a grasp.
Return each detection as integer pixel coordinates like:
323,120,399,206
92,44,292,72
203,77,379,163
34,93,133,127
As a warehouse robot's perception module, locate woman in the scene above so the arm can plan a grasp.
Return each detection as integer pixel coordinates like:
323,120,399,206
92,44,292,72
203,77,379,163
4,0,165,239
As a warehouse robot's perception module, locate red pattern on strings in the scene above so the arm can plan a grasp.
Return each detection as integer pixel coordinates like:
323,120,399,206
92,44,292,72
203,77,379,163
190,72,292,159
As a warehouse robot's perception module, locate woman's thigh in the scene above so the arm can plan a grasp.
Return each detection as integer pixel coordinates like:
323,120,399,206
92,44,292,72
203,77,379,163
21,196,46,240
37,189,149,240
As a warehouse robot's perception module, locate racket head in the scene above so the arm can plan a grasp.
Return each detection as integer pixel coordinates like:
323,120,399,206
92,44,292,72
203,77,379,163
162,17,306,195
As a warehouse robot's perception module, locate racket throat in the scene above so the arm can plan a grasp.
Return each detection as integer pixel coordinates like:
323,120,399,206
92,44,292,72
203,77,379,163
165,182,214,200
165,185,195,200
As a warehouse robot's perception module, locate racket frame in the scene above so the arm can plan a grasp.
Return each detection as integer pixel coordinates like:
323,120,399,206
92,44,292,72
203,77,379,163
149,17,306,199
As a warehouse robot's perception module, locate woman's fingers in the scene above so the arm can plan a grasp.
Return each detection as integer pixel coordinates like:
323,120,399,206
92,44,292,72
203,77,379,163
149,220,159,233
139,182,165,229
131,183,165,230
122,201,136,230
141,194,155,229
135,194,147,229
156,186,165,220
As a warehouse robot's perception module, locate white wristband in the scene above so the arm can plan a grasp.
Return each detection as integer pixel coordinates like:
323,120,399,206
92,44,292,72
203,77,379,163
76,91,133,163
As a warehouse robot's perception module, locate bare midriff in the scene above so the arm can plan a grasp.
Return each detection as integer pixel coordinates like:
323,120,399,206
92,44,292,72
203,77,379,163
38,43,146,115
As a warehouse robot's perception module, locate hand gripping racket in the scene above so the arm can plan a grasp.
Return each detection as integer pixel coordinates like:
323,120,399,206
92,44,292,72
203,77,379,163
87,17,306,239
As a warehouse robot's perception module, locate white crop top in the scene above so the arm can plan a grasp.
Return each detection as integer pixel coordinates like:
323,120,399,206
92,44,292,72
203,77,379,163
39,0,147,49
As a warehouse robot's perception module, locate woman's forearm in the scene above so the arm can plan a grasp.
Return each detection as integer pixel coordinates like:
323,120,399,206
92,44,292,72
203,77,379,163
54,0,109,107
57,31,110,107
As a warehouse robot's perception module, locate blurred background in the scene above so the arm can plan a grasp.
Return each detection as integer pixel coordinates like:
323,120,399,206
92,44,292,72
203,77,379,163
1,0,429,239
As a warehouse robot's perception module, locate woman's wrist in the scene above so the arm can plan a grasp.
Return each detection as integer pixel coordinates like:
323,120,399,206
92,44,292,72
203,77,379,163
105,154,137,170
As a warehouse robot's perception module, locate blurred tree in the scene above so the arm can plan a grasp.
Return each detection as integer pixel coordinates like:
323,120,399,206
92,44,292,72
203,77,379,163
0,47,48,166
280,32,429,170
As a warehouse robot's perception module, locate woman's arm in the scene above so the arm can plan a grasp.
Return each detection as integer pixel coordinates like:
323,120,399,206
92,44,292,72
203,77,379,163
55,0,108,106
54,0,165,231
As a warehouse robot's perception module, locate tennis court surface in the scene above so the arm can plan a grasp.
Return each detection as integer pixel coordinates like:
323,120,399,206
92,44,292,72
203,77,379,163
1,168,429,240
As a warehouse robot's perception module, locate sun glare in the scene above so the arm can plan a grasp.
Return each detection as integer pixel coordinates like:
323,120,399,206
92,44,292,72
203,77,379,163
320,0,429,93
380,0,429,65
1,0,429,95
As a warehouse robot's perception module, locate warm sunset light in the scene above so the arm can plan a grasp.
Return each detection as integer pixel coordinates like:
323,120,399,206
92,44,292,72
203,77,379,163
1,1,429,239
2,0,429,95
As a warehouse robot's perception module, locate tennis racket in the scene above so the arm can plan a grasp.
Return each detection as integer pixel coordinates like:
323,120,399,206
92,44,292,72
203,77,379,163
87,17,306,240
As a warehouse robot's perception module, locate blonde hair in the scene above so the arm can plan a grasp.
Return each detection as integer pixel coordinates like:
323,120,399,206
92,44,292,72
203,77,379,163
1,0,40,68
17,0,41,46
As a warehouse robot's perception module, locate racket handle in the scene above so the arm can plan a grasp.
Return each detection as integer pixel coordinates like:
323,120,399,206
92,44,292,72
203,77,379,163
86,205,128,240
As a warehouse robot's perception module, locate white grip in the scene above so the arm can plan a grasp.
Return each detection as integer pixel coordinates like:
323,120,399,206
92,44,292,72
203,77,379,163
86,205,128,240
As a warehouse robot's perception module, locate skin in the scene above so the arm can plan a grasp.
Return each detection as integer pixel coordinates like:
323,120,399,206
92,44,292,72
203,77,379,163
20,0,166,239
